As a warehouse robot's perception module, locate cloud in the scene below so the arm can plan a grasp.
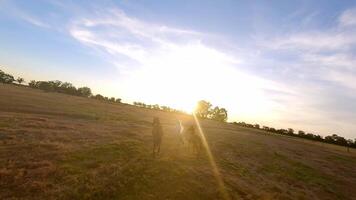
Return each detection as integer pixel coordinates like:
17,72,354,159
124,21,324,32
263,31,356,52
0,0,50,28
18,12,50,28
69,9,204,63
339,8,356,27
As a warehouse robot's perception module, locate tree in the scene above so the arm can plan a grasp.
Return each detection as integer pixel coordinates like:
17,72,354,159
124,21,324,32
59,82,77,95
288,128,294,135
29,80,37,88
16,77,25,84
93,94,105,100
210,106,228,122
37,81,54,92
195,100,212,118
0,70,15,84
77,87,92,97
298,130,305,137
115,98,121,103
49,80,62,89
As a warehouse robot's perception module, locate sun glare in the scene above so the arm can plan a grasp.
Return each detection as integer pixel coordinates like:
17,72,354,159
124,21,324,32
118,42,278,119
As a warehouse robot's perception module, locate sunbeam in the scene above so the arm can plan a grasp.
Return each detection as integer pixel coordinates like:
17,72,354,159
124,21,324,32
193,113,231,200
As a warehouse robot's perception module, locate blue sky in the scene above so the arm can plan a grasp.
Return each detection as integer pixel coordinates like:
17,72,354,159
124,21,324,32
1,0,356,139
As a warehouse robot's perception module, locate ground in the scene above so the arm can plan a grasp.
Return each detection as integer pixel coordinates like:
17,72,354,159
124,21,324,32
0,84,355,200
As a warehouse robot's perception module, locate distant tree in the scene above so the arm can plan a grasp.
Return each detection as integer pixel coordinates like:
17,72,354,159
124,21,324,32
314,135,323,141
16,77,25,84
195,100,212,118
305,133,315,140
37,81,54,91
298,130,305,137
324,135,334,143
0,70,15,84
160,106,169,111
254,124,260,129
51,80,62,88
269,127,276,132
29,80,37,88
288,128,294,135
58,82,77,95
210,106,228,122
77,87,92,97
115,98,121,103
94,94,105,100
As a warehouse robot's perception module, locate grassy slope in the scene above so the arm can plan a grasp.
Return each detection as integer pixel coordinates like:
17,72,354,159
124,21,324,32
0,84,355,200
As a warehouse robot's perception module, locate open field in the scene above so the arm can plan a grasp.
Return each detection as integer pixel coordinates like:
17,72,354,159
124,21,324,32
0,84,356,200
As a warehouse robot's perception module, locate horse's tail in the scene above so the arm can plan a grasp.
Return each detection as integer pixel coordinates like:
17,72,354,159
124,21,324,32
178,120,184,134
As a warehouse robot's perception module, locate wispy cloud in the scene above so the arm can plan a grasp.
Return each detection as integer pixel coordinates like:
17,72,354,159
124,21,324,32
0,0,50,28
339,8,356,27
18,12,50,28
69,9,204,64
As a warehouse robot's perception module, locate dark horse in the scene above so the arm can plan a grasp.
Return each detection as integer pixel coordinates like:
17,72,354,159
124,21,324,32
152,117,163,157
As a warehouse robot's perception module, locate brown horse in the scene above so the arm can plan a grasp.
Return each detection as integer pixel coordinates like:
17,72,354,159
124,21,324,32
152,117,163,157
184,125,202,155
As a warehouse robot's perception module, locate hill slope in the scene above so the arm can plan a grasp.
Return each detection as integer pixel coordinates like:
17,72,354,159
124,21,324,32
0,84,355,200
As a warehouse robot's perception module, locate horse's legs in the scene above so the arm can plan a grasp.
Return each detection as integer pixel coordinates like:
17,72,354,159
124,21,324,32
157,142,161,154
153,142,156,157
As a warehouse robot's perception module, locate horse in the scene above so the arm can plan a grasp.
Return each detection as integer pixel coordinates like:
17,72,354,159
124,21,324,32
183,125,202,155
152,117,163,157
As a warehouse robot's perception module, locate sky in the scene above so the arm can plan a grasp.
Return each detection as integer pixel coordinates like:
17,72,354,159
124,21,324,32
1,0,356,139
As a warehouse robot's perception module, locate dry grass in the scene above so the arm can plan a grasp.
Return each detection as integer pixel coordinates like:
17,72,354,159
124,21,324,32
0,84,355,200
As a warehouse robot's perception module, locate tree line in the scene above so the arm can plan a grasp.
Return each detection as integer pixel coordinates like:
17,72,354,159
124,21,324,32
132,100,228,122
234,122,356,149
133,102,186,114
1,69,121,104
0,69,24,84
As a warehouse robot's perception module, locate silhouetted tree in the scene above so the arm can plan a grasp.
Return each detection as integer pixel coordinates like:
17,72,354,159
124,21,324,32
29,80,36,88
210,106,228,122
0,70,15,84
298,130,305,137
288,128,294,135
195,100,212,118
16,77,24,84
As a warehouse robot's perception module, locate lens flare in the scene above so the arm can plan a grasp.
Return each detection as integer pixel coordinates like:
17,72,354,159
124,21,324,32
193,113,230,200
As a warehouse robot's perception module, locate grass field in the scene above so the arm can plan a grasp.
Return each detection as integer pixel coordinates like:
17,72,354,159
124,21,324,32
0,84,355,200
